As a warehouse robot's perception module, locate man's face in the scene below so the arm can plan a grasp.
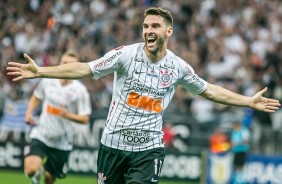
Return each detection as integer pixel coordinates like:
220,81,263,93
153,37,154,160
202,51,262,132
60,55,78,65
143,15,172,53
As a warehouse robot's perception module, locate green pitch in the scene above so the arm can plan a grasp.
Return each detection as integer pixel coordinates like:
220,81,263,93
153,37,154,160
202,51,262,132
0,170,194,184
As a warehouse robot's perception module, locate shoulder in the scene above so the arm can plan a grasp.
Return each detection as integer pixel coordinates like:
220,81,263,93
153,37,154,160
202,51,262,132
124,42,144,50
103,43,141,58
110,42,144,63
111,43,140,51
167,49,185,64
115,42,144,54
166,49,194,72
73,81,88,92
38,78,56,86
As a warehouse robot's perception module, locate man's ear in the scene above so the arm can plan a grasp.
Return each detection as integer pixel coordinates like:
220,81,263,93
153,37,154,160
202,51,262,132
166,27,173,37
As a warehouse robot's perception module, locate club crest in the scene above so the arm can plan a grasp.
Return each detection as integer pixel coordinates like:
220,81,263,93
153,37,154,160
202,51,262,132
159,68,173,86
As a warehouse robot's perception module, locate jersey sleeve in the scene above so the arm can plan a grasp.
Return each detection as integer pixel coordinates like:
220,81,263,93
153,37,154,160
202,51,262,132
33,79,47,100
178,58,208,96
87,45,127,79
77,86,92,116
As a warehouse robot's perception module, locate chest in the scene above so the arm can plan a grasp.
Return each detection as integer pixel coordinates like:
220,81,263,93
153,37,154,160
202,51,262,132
44,83,78,105
127,60,178,92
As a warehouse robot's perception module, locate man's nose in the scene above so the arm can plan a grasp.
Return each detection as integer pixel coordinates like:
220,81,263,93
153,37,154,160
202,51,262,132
145,27,154,34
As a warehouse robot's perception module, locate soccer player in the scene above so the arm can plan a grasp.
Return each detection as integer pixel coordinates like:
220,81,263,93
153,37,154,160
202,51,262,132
7,7,280,184
23,51,91,184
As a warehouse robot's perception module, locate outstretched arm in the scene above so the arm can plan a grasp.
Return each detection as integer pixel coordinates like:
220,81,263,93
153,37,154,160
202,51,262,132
200,83,280,112
6,53,92,81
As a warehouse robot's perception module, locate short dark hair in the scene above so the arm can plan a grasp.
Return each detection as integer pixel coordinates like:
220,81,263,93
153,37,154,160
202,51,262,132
144,7,173,27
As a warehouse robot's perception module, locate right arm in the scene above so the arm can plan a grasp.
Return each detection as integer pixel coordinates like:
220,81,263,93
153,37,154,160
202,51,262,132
7,53,92,81
38,62,92,80
25,94,41,125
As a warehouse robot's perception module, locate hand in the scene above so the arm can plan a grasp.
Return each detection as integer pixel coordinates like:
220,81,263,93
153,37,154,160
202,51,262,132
25,112,36,126
251,87,281,112
6,53,39,81
59,107,70,119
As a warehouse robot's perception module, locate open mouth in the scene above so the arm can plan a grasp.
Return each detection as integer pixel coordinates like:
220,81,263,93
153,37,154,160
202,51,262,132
147,36,156,46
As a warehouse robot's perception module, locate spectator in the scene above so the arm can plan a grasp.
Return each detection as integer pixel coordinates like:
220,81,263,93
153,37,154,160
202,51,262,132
209,127,230,154
162,122,176,151
231,121,250,184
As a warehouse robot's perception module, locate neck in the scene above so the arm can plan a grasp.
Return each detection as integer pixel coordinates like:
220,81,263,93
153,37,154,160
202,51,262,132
144,47,167,63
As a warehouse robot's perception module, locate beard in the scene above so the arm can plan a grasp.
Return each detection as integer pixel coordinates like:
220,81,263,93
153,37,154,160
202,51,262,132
144,34,166,54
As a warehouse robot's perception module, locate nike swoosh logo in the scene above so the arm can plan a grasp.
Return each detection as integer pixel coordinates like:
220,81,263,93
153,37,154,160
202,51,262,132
151,178,158,182
135,71,145,75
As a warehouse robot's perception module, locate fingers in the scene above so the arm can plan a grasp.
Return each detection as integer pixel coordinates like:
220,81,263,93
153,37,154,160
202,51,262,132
24,53,33,63
263,102,281,113
267,105,279,110
7,62,23,67
26,121,36,126
267,102,281,107
259,87,268,95
12,76,23,82
6,66,21,72
267,98,280,103
7,71,21,76
264,109,276,113
265,98,281,107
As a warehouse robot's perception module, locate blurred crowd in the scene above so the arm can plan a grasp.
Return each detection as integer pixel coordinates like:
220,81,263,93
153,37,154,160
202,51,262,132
1,0,282,153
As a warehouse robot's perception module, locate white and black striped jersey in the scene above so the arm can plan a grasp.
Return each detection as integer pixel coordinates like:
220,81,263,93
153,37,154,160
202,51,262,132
88,43,207,152
30,79,91,151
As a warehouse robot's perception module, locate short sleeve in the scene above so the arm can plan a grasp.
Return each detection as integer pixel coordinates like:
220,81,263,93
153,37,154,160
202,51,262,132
87,45,127,79
178,58,207,95
33,79,47,100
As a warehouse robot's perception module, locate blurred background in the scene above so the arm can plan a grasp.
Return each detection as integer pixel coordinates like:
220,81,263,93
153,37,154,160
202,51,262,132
1,0,282,183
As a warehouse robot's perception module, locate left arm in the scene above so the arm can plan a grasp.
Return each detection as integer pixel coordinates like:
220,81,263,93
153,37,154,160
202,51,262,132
199,83,280,112
59,108,90,124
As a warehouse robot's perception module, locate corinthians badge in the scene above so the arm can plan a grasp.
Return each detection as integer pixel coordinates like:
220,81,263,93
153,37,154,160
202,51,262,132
159,68,173,86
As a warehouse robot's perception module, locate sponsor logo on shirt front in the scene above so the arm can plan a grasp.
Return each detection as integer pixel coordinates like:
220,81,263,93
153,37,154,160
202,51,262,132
46,104,62,116
127,92,163,113
134,58,145,63
122,129,151,146
132,82,165,96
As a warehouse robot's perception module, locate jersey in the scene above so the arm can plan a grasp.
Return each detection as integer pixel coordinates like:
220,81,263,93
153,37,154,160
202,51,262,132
29,79,91,151
88,43,207,152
